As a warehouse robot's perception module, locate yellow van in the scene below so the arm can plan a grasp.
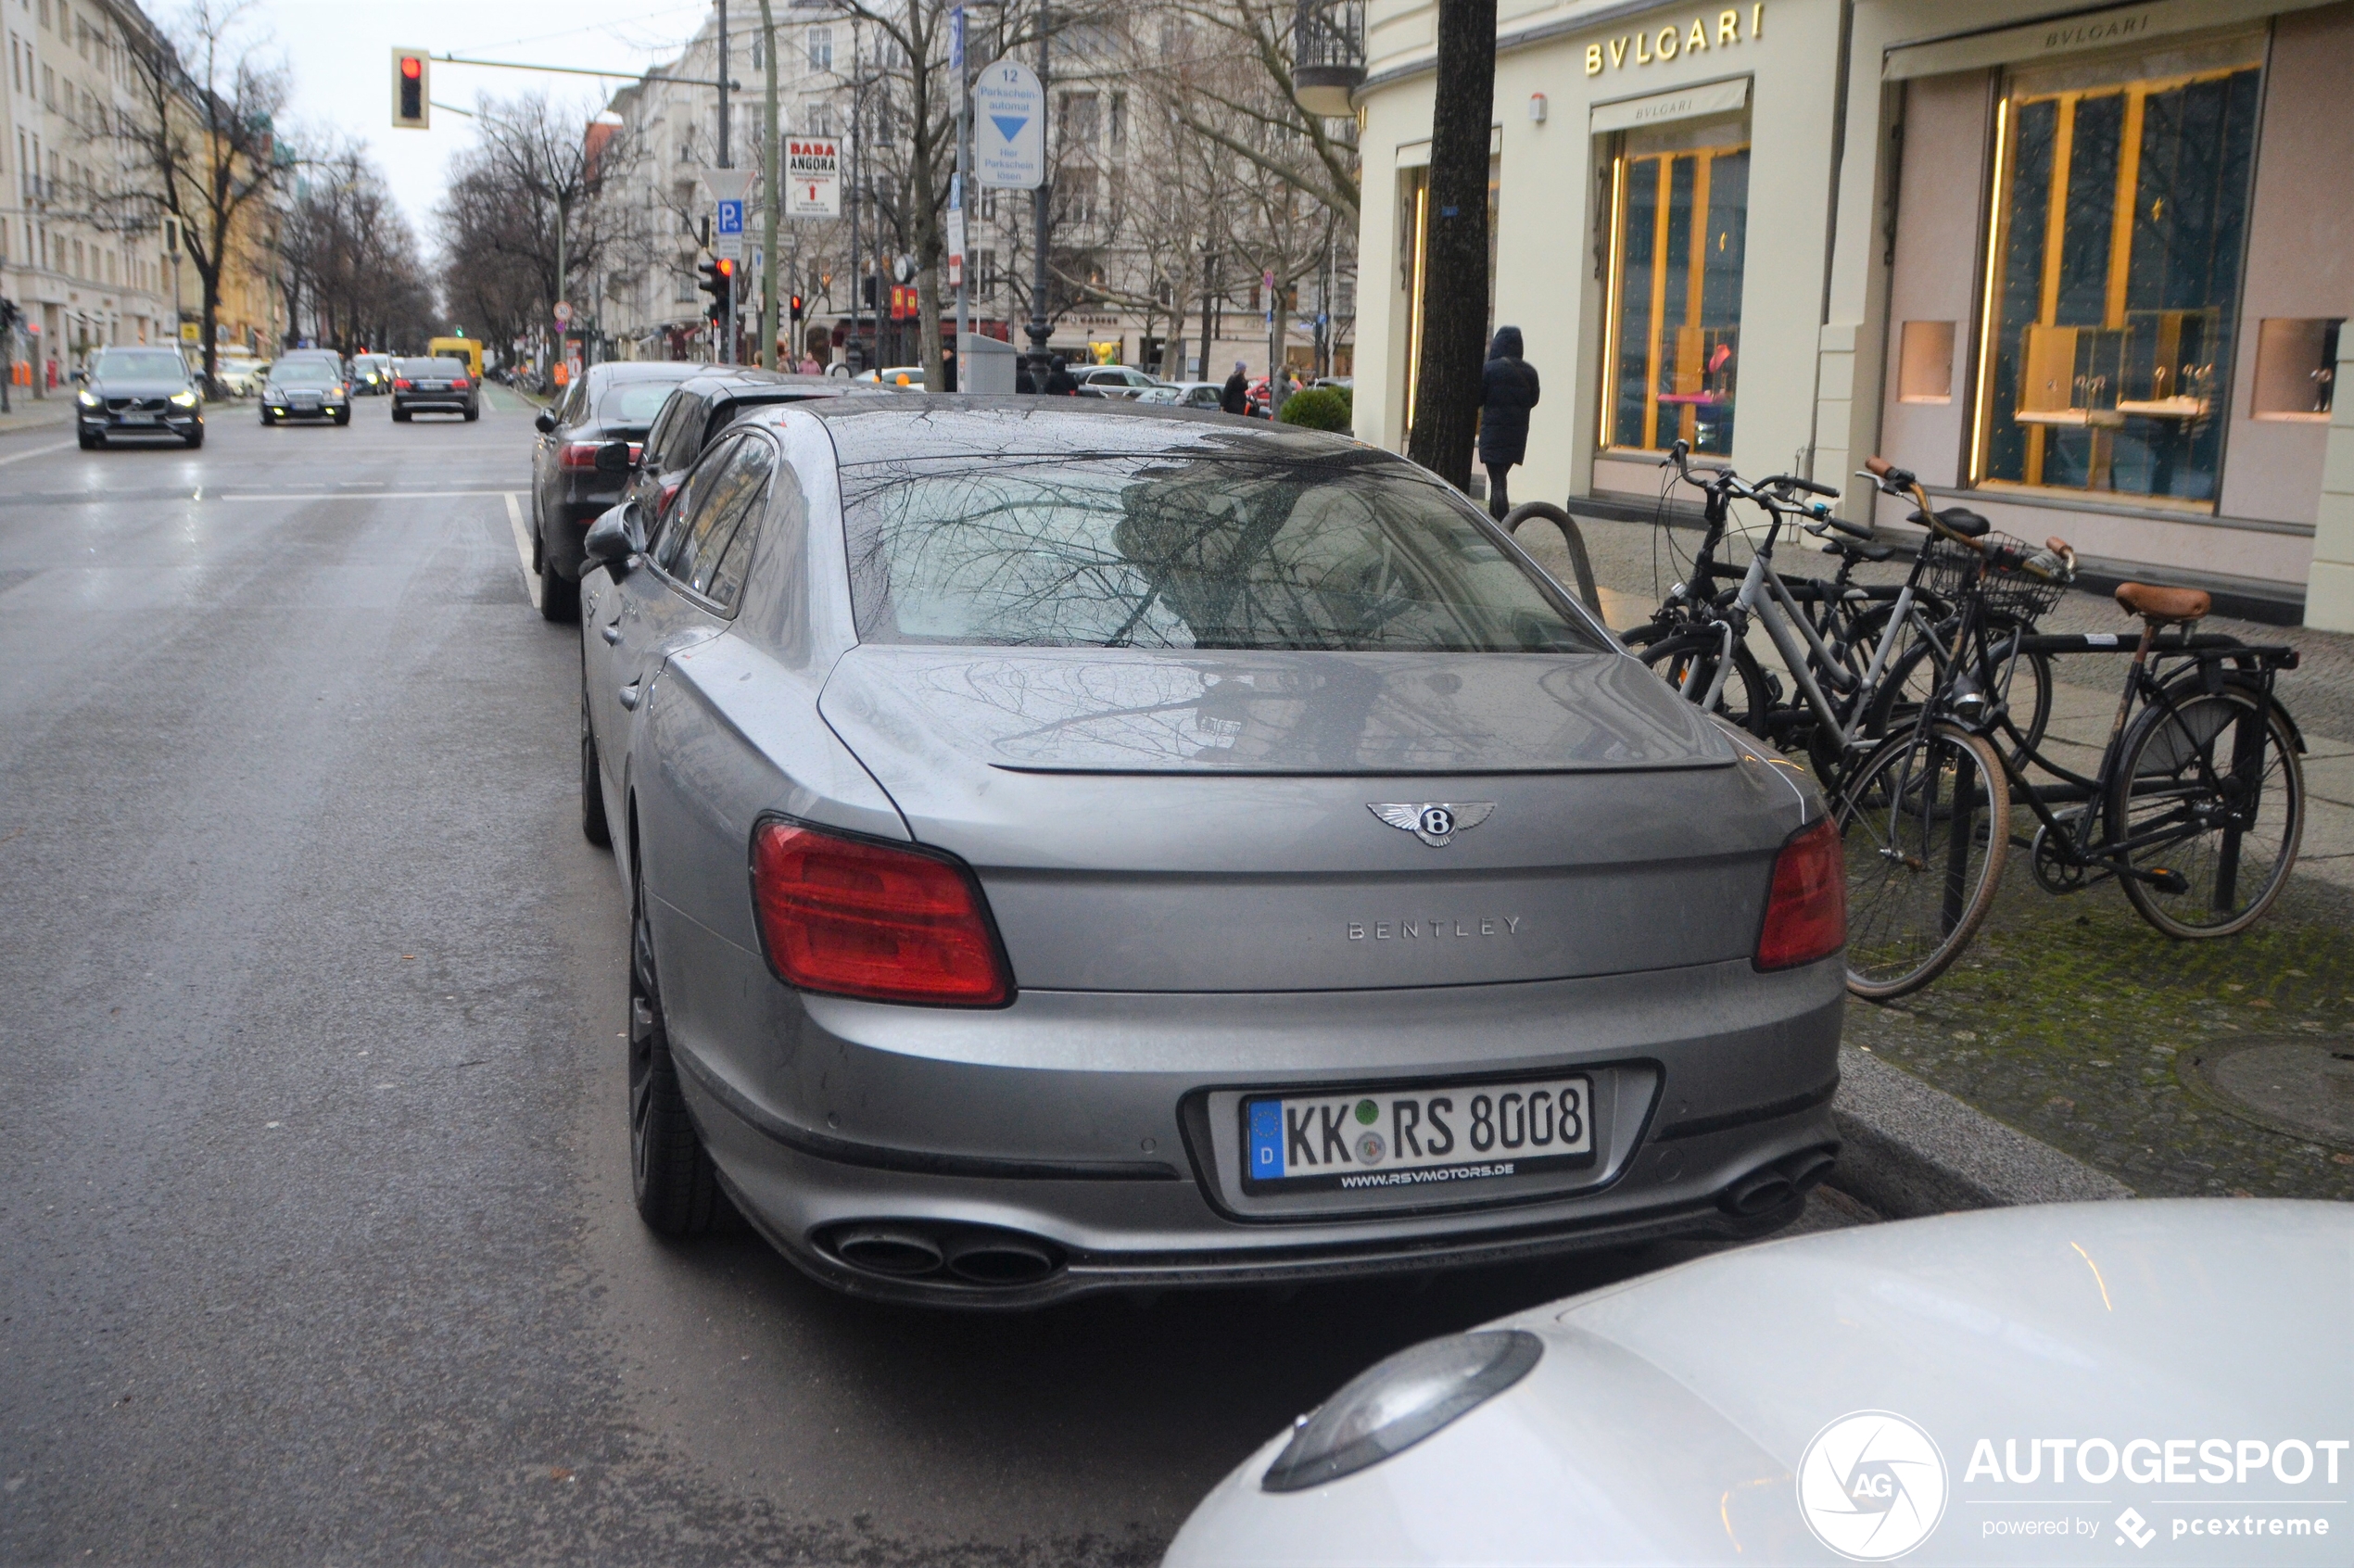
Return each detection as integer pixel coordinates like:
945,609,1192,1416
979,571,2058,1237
426,336,484,379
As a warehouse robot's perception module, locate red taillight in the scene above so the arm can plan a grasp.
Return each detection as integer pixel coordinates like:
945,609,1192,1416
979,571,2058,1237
450,376,470,389
752,820,1012,1005
1754,817,1846,971
657,478,682,512
559,441,605,469
393,377,411,389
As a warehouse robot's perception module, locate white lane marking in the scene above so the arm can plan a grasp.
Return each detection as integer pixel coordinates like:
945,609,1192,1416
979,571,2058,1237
506,491,540,610
0,438,79,466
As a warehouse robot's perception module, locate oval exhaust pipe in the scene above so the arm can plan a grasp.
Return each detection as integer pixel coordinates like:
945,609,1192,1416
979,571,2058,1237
833,1227,946,1277
1777,1146,1838,1195
944,1237,1059,1286
1721,1170,1797,1218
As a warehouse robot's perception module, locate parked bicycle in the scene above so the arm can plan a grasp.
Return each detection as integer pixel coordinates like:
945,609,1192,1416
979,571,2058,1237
1838,457,2307,998
1624,442,2054,783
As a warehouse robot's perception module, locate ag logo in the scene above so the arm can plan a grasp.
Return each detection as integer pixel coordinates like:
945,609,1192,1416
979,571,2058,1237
1796,1410,1948,1561
1369,801,1496,847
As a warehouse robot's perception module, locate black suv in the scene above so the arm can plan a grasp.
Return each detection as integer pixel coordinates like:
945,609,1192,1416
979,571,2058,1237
626,369,866,516
76,347,205,449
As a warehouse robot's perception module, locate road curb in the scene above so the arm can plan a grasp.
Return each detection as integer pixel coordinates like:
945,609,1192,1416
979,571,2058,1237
1829,1045,2134,1218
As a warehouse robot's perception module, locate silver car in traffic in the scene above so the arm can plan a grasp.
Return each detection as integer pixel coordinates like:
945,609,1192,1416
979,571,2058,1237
575,399,1846,1305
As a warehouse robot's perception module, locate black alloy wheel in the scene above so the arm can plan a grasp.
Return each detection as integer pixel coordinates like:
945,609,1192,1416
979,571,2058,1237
628,860,724,1236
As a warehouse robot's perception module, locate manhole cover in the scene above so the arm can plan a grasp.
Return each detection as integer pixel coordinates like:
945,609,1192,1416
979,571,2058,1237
2186,1039,2354,1150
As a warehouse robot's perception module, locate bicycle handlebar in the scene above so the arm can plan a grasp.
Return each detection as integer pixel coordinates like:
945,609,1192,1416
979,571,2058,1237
1856,453,2079,586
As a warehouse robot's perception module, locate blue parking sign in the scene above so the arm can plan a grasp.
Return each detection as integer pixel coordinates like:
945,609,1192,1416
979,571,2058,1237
715,199,744,235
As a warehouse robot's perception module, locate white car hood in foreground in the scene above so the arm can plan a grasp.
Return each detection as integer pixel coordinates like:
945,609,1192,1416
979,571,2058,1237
1168,1200,2353,1565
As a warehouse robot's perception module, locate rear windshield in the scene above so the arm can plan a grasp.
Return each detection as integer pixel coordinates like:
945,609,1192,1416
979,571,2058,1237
95,350,187,379
401,360,465,376
841,447,1606,653
598,381,680,424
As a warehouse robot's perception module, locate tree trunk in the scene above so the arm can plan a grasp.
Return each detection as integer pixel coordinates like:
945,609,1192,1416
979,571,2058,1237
1404,0,1495,490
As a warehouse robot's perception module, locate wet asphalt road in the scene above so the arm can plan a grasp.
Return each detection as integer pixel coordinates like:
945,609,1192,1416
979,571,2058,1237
0,389,1858,1565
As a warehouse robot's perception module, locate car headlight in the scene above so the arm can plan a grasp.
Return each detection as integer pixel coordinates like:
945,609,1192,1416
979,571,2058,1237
170,389,198,408
1259,1330,1542,1493
77,388,100,407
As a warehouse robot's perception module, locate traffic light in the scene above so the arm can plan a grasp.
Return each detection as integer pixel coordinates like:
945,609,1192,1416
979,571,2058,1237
392,50,428,130
788,294,804,326
699,259,736,322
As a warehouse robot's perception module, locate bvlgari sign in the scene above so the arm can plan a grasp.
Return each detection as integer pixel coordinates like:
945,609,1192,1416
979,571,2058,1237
1882,0,2335,81
1586,4,1765,75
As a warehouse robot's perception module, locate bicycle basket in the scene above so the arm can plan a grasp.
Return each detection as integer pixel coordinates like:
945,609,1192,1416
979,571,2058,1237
1919,532,2069,620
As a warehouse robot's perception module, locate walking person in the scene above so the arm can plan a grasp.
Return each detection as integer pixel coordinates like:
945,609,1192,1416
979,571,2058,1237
1477,326,1540,521
1221,360,1249,415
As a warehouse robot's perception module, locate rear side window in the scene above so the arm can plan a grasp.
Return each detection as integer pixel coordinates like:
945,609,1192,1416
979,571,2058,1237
665,436,777,609
646,392,705,471
598,381,681,426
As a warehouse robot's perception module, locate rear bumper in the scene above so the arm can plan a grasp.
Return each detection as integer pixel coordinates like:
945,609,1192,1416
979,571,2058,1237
658,931,1844,1306
393,394,477,414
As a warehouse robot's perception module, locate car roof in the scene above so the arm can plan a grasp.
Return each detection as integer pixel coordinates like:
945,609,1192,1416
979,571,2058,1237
740,394,1341,463
674,369,857,398
590,360,704,383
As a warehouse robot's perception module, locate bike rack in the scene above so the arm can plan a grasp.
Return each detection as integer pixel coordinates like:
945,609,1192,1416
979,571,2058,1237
1502,501,1603,618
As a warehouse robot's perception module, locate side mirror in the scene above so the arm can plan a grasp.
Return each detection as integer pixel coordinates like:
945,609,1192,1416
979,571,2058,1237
582,505,645,574
593,440,633,474
534,410,557,434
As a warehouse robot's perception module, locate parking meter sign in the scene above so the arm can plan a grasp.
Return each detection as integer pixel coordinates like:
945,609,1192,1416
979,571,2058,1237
973,60,1044,191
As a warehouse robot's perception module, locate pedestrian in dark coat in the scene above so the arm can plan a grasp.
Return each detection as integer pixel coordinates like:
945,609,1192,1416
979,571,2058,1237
1221,361,1249,415
1044,355,1080,396
1477,326,1540,520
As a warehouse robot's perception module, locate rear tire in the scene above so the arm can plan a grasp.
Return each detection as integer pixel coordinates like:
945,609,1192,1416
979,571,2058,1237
462,405,479,422
1622,621,1770,738
2108,682,2303,939
539,550,579,622
1836,722,2010,999
629,859,723,1236
392,407,411,423
580,685,613,849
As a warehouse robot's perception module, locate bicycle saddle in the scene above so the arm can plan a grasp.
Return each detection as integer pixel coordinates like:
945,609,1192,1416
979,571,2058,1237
2115,582,2210,624
1908,506,1991,537
1829,537,1896,563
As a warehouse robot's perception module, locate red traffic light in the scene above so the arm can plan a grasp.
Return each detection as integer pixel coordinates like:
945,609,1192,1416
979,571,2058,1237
400,56,422,80
789,294,804,315
715,259,735,277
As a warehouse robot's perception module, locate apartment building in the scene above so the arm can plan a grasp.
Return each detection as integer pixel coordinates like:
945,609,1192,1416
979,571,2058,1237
0,0,172,385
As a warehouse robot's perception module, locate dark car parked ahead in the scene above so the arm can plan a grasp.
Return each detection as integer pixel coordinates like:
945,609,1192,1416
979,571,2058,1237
528,360,702,619
390,356,479,422
75,347,204,449
626,368,868,518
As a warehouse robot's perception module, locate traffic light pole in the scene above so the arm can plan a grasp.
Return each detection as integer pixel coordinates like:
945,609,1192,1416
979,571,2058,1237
1027,3,1050,390
952,5,969,375
716,0,734,365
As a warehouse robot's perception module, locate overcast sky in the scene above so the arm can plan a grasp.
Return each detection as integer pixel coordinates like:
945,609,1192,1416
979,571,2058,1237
261,1,717,238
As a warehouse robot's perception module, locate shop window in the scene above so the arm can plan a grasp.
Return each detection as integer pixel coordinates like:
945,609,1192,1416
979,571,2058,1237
1600,115,1749,456
1398,154,1500,442
1970,37,2263,506
2249,318,2339,422
1899,321,1955,403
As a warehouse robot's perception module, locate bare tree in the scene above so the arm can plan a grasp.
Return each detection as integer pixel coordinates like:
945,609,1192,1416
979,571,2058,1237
278,140,436,353
435,95,634,365
1405,0,1492,487
108,0,288,387
1158,0,1358,221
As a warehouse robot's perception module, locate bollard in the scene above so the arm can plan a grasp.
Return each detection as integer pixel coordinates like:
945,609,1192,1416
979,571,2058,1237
1501,501,1603,618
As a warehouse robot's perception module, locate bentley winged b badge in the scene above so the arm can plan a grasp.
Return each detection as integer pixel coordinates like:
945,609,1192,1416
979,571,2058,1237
1369,802,1496,848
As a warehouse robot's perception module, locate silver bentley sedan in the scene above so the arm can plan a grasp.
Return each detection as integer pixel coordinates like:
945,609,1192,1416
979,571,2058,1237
575,399,1846,1306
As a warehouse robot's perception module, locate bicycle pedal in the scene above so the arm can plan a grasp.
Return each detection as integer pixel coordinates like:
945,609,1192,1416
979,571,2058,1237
2145,866,2190,895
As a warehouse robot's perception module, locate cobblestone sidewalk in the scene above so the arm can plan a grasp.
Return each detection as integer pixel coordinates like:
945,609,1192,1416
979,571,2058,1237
1517,509,2354,1201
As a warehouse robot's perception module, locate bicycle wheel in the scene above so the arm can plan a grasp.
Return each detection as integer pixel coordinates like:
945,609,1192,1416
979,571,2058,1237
1835,722,2011,999
1868,618,2052,770
2107,682,2303,939
1622,622,1770,737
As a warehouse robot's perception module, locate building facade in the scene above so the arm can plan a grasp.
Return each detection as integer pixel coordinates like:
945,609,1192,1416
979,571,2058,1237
0,0,174,386
1355,0,2354,626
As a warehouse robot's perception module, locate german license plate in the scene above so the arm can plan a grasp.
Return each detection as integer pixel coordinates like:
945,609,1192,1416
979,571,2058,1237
1241,1075,1593,1195
121,412,156,424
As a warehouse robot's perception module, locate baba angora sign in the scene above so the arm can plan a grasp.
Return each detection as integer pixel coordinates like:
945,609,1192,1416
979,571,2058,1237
785,137,840,218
